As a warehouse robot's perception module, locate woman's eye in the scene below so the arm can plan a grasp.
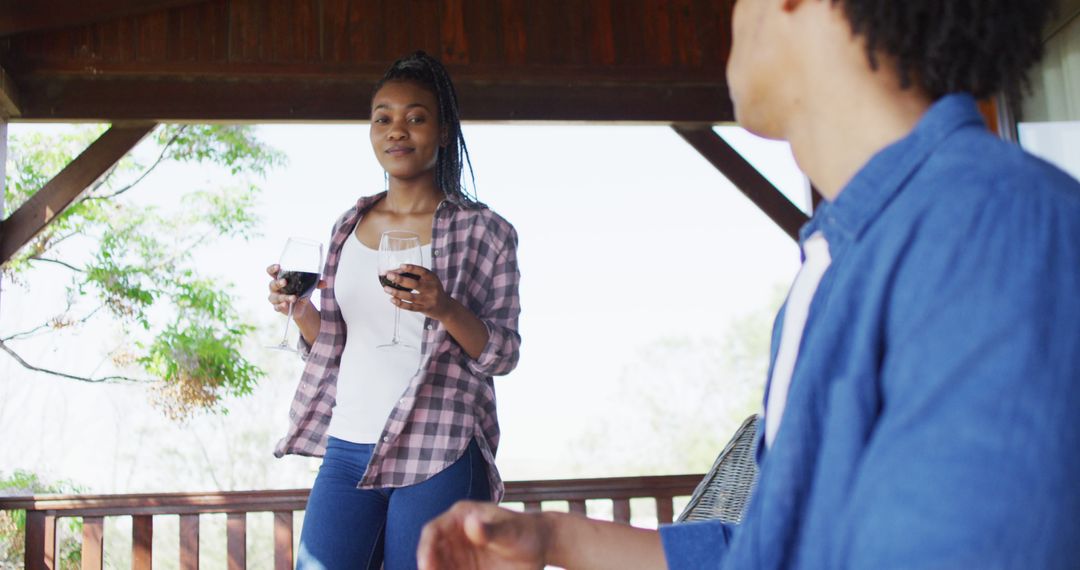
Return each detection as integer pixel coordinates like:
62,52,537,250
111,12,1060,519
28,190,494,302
408,116,425,124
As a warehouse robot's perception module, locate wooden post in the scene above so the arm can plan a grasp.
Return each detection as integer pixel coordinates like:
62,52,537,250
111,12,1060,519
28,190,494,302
613,499,632,524
655,496,675,525
272,511,293,570
25,511,56,570
179,514,199,570
227,513,246,570
81,516,105,570
0,117,7,315
132,515,153,570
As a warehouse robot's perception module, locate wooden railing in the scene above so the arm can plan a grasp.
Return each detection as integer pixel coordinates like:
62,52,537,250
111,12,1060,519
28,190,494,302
0,474,702,570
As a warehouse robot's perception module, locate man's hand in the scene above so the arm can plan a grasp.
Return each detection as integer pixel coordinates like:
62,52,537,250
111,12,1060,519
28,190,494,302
418,501,550,570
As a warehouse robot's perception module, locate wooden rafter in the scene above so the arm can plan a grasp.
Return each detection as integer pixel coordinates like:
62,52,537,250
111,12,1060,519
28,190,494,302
0,122,156,265
672,124,808,242
14,73,732,123
0,0,210,37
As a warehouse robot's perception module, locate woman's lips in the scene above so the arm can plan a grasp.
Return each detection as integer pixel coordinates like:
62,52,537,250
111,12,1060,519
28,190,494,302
386,147,414,156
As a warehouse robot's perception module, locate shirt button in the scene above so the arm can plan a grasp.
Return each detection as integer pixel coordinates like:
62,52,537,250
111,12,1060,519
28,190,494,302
426,323,434,331
382,436,389,443
432,249,440,257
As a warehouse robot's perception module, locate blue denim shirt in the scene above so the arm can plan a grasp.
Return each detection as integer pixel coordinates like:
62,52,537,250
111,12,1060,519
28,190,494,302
660,94,1080,569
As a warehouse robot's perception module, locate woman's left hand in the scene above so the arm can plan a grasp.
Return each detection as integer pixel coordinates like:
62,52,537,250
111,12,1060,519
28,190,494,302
384,264,451,320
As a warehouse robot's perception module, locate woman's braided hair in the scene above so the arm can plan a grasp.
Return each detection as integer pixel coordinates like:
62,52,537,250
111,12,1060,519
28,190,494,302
374,50,479,207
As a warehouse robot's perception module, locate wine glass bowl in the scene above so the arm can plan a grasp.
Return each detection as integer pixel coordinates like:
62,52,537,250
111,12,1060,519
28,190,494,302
267,237,324,352
377,230,423,350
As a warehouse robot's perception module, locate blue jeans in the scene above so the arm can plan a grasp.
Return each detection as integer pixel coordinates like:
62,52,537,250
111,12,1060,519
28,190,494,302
297,437,491,570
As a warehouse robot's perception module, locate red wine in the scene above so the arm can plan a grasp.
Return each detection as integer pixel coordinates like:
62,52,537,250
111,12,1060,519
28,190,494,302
278,270,319,298
379,272,420,292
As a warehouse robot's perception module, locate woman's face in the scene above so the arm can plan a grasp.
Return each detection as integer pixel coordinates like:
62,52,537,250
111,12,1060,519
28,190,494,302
370,80,444,182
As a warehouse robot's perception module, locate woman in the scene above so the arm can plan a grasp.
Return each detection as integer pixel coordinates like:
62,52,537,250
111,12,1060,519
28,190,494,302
266,51,521,570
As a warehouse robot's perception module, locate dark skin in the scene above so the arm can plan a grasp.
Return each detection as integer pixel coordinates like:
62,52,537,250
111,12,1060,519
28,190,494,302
267,79,490,358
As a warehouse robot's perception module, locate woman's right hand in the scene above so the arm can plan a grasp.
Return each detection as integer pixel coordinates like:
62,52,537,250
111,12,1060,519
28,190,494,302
266,264,323,319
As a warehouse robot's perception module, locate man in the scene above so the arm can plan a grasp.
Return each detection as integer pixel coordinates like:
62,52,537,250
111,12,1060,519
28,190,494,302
417,0,1080,568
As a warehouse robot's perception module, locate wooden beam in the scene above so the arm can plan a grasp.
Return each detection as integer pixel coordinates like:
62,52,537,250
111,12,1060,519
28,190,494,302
673,124,808,242
0,0,210,37
0,67,19,118
0,122,155,265
12,73,733,123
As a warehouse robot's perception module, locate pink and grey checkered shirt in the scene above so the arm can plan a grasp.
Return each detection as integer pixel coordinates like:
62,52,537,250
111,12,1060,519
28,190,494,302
274,192,521,501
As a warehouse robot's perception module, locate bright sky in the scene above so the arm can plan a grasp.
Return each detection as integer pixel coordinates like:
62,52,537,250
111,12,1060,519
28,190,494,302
0,122,804,491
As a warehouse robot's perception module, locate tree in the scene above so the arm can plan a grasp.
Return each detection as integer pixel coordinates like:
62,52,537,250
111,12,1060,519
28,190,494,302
571,285,785,478
0,470,83,570
1,125,285,420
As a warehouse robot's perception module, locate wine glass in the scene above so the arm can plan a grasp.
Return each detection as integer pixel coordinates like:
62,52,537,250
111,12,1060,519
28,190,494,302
267,237,324,352
377,230,423,350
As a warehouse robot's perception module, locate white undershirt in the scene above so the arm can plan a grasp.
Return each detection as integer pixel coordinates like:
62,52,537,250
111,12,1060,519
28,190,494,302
764,231,831,449
326,235,430,444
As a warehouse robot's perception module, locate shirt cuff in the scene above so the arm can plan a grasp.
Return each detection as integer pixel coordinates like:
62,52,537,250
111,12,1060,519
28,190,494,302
658,520,732,570
296,334,313,361
467,320,517,376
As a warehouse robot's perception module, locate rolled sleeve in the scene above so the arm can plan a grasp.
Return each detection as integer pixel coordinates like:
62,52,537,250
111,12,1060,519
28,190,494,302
466,229,521,377
659,520,733,570
295,333,313,361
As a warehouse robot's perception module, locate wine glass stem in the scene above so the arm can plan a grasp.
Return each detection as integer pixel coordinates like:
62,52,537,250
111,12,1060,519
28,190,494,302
281,301,296,347
392,305,402,344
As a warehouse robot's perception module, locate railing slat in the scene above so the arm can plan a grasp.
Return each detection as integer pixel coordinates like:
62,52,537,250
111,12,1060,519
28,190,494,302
569,500,587,516
523,501,542,513
613,499,631,524
132,515,153,570
656,496,675,524
227,513,246,570
25,511,55,570
180,514,199,570
273,511,293,570
81,516,104,570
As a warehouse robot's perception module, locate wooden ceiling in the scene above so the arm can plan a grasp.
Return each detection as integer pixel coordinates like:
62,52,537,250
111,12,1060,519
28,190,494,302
0,0,736,123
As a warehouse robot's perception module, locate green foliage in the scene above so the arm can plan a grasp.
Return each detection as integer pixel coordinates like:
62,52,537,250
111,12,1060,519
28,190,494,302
2,124,285,420
0,471,83,569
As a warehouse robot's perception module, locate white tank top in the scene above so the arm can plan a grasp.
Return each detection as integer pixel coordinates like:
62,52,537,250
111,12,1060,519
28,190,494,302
326,234,430,444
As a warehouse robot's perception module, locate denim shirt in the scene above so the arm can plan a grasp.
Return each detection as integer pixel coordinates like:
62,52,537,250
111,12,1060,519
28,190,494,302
660,94,1080,569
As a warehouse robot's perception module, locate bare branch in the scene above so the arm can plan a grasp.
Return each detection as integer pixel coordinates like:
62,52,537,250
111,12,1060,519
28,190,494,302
29,256,85,272
83,126,182,202
1,321,53,341
0,339,148,384
1,296,78,341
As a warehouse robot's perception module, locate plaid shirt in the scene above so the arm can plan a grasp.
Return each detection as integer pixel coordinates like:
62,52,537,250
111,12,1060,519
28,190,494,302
274,192,521,501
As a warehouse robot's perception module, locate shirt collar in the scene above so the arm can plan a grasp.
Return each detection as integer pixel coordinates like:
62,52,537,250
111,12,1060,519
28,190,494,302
804,93,986,247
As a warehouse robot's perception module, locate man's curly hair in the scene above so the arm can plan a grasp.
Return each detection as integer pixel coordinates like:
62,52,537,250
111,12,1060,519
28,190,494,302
835,0,1057,100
